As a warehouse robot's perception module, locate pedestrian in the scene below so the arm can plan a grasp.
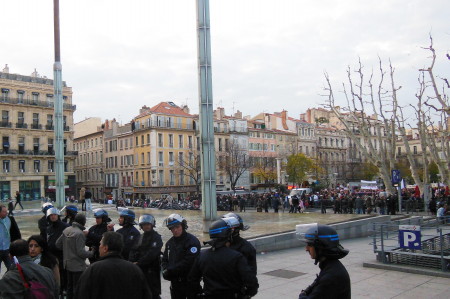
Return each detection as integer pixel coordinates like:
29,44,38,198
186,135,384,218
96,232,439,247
0,204,21,272
84,188,93,212
56,213,93,299
238,195,246,212
297,223,350,299
13,191,24,210
320,196,327,214
7,197,14,216
0,239,58,298
222,212,257,274
27,234,60,291
188,217,259,299
86,209,114,263
62,204,78,225
355,196,364,214
129,214,163,299
116,208,140,260
75,231,152,299
162,213,201,299
79,187,86,211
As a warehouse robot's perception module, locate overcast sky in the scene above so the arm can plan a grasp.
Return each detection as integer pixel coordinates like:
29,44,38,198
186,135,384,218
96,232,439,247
1,0,449,124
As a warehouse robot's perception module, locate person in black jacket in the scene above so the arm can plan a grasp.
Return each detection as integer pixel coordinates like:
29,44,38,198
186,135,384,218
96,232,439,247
129,214,163,299
85,208,114,263
162,213,201,299
222,212,257,274
188,217,259,299
38,202,53,240
296,223,350,299
116,208,140,260
61,205,78,225
75,231,152,299
46,207,69,296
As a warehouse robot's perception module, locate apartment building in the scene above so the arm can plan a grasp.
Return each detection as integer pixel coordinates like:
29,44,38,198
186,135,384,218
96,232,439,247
132,102,197,200
0,65,76,200
73,117,104,200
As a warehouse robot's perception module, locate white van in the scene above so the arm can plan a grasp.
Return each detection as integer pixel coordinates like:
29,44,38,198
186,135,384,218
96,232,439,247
288,188,312,198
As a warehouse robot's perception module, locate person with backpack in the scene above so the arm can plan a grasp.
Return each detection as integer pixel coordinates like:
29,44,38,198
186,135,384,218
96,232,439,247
0,239,58,298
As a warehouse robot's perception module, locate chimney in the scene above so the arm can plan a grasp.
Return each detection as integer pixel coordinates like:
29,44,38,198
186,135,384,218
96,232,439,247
31,68,39,78
104,119,110,130
2,64,9,73
281,110,289,130
234,110,242,119
139,105,150,115
214,107,225,120
181,105,190,114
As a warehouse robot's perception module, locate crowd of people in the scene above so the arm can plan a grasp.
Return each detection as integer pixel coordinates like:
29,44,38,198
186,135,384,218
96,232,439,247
0,202,260,299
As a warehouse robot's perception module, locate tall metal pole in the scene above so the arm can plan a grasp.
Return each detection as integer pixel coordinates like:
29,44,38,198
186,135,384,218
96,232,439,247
196,0,217,232
53,0,65,208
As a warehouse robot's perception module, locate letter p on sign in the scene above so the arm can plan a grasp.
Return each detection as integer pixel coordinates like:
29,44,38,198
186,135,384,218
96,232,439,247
398,225,421,250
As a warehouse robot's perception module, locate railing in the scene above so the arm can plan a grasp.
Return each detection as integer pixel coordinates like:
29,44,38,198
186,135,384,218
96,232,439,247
133,120,194,132
16,123,27,129
371,218,450,271
0,149,78,156
0,121,12,128
0,97,76,110
31,124,42,130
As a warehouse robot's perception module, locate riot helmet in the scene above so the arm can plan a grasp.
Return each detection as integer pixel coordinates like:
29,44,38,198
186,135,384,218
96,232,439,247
222,212,249,232
139,214,156,229
209,218,233,240
118,208,136,226
41,202,53,214
93,208,111,223
61,205,78,217
296,223,349,264
46,207,60,219
164,213,187,230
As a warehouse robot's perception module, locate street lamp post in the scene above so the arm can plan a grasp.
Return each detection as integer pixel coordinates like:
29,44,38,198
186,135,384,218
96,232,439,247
53,0,65,208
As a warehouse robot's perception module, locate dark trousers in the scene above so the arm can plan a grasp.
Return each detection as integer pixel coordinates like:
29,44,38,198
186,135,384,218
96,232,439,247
14,201,24,210
67,271,83,299
0,250,12,272
170,281,197,299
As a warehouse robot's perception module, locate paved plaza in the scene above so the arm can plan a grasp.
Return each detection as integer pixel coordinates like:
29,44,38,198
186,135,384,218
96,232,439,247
3,201,450,298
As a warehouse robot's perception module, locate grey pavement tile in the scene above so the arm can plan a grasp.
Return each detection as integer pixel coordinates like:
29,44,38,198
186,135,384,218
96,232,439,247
263,269,307,279
429,277,450,284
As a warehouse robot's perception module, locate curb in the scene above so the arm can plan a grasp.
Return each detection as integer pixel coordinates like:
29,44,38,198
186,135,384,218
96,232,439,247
363,261,450,278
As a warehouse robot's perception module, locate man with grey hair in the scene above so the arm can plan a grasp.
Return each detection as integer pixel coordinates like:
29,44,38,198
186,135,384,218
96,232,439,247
75,231,151,299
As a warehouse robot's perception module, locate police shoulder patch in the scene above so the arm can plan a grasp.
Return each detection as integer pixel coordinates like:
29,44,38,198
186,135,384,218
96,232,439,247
190,247,198,254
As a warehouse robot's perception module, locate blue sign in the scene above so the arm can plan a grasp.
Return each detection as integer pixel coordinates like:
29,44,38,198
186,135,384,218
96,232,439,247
398,225,421,250
391,169,401,184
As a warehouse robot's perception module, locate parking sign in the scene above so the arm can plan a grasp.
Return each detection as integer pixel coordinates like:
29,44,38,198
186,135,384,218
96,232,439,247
398,225,421,250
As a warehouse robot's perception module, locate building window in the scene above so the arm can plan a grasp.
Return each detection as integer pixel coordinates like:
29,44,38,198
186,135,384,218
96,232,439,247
147,134,150,144
188,136,192,149
136,136,139,147
34,160,40,173
17,112,25,128
1,88,9,101
32,113,39,129
218,138,222,151
158,170,164,186
18,137,25,154
158,133,163,147
141,153,144,165
413,146,417,155
19,160,25,173
32,92,39,104
3,160,10,173
33,138,40,154
179,170,185,185
64,160,68,172
169,134,173,148
48,161,54,172
178,135,183,148
141,135,144,146
169,170,175,185
169,152,174,166
47,138,53,154
158,152,164,166
178,152,184,165
2,110,9,127
17,91,24,103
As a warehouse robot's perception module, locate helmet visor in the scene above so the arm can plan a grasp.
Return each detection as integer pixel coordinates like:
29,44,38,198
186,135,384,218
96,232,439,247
296,223,318,243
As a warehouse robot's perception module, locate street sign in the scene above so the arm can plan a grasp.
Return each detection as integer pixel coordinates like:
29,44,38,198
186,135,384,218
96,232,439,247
392,169,401,184
398,225,421,250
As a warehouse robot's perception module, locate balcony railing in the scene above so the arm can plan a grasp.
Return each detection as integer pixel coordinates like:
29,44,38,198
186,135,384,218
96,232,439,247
31,124,42,130
0,121,12,128
45,125,54,130
133,120,194,132
0,97,76,111
0,149,78,156
16,123,27,129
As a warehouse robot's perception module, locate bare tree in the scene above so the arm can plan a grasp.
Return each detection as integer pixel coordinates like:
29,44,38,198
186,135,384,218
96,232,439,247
177,150,201,195
217,138,250,191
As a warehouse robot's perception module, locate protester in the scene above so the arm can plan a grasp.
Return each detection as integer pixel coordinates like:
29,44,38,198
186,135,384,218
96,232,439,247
0,239,58,298
75,231,152,299
0,204,21,272
28,234,60,290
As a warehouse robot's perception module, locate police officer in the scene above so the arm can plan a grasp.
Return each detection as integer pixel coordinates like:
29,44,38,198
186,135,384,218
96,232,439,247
129,214,163,299
188,217,259,299
296,223,350,299
116,208,140,260
161,213,200,299
222,212,257,274
46,207,70,297
86,208,114,263
62,205,78,225
38,202,53,240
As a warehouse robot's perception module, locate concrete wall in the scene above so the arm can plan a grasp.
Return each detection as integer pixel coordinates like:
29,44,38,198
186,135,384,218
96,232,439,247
248,215,391,253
